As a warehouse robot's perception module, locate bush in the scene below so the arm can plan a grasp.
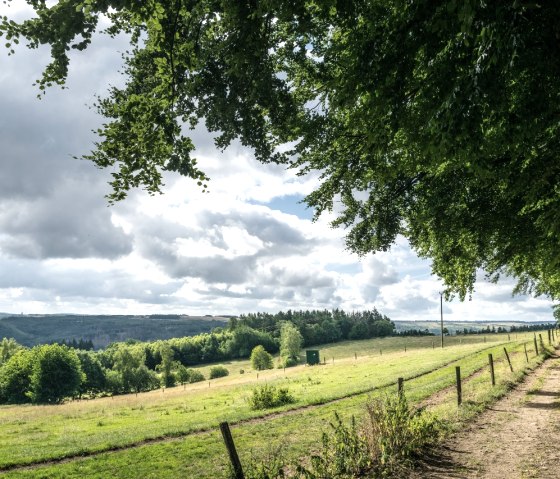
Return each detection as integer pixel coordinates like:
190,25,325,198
209,365,229,379
187,369,205,383
249,384,295,410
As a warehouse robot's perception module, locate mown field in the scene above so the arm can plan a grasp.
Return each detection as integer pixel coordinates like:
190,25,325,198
0,331,554,478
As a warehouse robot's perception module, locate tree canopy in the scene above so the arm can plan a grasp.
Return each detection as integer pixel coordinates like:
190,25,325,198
2,1,559,309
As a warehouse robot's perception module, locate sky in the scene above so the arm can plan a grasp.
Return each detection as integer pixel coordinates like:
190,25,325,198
0,4,555,322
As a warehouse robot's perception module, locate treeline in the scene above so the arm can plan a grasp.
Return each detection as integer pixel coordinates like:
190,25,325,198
395,328,435,337
0,309,395,404
55,338,94,350
456,323,555,335
235,309,395,345
509,323,556,333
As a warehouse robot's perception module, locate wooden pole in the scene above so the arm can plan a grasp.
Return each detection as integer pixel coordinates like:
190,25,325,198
397,377,404,397
539,334,545,351
547,329,552,345
440,292,444,348
524,343,529,363
220,422,245,479
534,335,539,356
489,354,495,386
456,366,462,406
503,347,514,372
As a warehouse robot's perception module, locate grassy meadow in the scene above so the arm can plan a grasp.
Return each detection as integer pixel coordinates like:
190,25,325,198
0,331,554,478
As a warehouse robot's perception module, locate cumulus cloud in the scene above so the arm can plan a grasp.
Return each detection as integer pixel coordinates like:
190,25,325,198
0,9,555,321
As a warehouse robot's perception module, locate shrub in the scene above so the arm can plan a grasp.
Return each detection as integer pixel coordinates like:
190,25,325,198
209,365,229,379
249,384,295,410
187,369,205,383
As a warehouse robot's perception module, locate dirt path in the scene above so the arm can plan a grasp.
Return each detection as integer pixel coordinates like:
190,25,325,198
414,355,560,479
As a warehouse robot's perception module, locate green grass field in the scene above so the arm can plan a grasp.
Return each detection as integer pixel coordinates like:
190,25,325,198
0,331,553,478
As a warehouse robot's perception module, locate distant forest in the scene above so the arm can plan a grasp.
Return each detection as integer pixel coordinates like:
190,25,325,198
0,314,229,348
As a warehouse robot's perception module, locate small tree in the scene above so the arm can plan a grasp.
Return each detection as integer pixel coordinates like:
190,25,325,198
76,350,106,397
250,345,273,371
175,363,190,386
0,349,34,403
0,338,22,366
29,344,84,404
280,322,303,365
156,342,175,387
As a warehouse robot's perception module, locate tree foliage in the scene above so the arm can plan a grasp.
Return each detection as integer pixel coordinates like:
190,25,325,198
0,337,22,366
280,322,303,364
250,345,273,371
2,1,560,306
0,349,34,403
28,344,84,404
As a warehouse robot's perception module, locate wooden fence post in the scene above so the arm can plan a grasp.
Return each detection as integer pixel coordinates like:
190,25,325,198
539,334,545,351
456,366,462,406
534,335,539,356
220,422,245,479
503,347,514,373
489,354,495,386
548,329,552,345
397,377,404,397
524,343,529,363
508,334,511,342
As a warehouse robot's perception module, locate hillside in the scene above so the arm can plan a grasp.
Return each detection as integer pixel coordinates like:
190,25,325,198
0,314,229,348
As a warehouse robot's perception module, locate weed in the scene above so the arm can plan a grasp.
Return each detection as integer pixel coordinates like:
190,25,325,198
229,446,288,479
249,385,295,410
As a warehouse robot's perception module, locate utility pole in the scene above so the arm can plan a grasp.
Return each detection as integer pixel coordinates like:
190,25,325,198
440,291,444,348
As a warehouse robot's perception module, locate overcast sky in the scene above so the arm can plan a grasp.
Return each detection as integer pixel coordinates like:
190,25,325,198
0,4,554,322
